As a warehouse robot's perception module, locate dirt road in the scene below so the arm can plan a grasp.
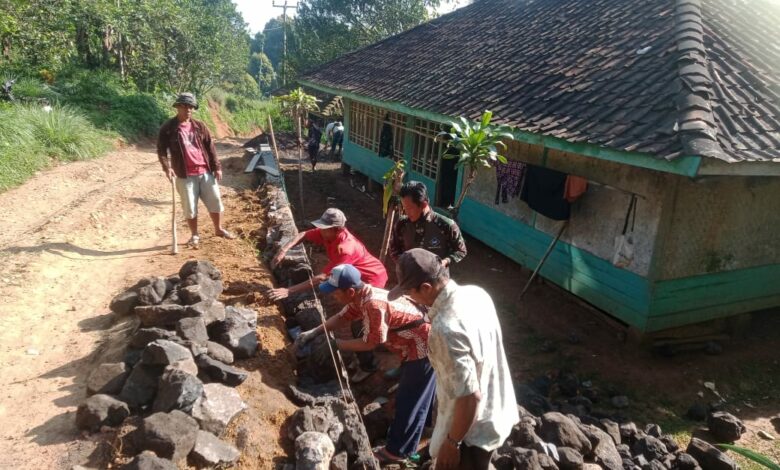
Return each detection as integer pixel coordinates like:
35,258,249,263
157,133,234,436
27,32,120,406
0,140,296,469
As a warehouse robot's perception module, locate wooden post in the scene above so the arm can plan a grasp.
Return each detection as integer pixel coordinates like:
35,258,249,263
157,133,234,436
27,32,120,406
379,202,396,263
518,220,568,301
267,115,280,166
297,115,305,218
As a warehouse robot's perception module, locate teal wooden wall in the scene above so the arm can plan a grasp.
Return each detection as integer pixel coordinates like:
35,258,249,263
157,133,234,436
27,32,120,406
458,198,652,330
340,97,780,333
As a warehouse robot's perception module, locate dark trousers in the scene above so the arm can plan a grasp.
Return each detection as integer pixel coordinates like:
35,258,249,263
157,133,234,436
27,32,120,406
458,444,494,470
331,131,343,154
386,357,436,457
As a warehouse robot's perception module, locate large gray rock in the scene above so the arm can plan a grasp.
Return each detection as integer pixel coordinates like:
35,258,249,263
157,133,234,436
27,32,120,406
295,432,334,470
185,299,226,326
141,340,193,367
196,354,248,386
599,419,621,445
557,447,584,470
510,448,541,469
330,451,348,470
208,306,258,359
175,317,208,344
119,364,162,408
206,341,234,364
707,412,746,442
632,435,669,462
76,394,130,432
130,328,176,349
179,260,222,281
179,284,205,305
110,290,139,315
188,430,240,468
182,273,223,300
86,362,128,396
539,412,592,455
168,337,208,358
191,383,247,436
287,406,333,441
153,368,203,413
137,277,168,306
674,452,701,470
330,400,372,463
140,410,199,463
581,424,622,470
121,451,177,470
686,437,737,470
135,304,198,327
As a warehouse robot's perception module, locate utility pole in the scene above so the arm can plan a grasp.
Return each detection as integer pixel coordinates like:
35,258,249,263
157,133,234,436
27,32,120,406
272,0,298,87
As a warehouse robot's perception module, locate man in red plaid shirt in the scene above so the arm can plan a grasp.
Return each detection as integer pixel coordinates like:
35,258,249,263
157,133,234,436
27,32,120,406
294,264,435,465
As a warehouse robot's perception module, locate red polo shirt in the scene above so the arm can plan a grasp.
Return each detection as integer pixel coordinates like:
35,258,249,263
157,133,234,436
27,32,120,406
303,228,388,288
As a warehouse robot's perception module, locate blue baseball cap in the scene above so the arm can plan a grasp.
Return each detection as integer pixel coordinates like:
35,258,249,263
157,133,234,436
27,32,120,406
319,264,364,294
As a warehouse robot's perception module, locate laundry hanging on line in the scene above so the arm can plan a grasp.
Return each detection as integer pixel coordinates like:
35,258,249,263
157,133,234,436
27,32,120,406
494,159,527,205
520,165,571,220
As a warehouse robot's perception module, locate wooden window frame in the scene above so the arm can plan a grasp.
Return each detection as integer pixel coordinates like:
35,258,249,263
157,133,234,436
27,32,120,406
411,119,445,180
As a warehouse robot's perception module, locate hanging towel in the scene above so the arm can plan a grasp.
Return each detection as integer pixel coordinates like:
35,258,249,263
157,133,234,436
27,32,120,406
378,119,394,158
494,160,527,204
564,175,588,202
520,165,571,220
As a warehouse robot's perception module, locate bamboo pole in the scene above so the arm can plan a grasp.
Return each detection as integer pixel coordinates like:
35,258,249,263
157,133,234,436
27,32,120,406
297,115,305,218
518,220,568,301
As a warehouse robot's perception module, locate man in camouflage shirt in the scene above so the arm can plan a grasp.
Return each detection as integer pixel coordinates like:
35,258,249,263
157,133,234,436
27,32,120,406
389,181,467,268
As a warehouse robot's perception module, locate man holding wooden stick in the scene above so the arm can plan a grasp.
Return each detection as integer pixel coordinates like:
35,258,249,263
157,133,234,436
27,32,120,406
157,93,235,249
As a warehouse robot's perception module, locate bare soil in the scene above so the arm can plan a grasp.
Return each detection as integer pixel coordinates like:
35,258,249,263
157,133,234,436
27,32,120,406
0,138,297,469
281,149,780,466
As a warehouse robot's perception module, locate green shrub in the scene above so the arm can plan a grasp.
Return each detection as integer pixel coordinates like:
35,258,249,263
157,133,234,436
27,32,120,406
207,88,228,107
0,104,110,191
9,77,61,103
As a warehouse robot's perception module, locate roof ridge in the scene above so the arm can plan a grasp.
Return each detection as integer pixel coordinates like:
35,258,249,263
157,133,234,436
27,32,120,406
672,0,734,162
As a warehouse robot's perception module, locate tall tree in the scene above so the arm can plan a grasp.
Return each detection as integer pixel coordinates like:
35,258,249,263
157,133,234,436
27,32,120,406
248,52,275,92
291,0,441,73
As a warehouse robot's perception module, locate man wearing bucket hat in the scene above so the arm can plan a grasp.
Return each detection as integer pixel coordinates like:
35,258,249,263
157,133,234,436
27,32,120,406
266,208,387,301
388,248,518,470
294,264,435,466
157,92,235,248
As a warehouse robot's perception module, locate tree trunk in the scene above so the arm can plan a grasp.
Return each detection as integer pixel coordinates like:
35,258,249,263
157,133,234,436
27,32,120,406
451,167,477,220
297,114,305,218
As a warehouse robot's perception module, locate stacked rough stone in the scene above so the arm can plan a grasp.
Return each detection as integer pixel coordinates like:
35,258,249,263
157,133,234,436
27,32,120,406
77,260,256,469
255,165,378,468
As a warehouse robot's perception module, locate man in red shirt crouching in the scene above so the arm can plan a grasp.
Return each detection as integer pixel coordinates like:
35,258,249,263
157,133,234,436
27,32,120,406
294,264,435,466
157,93,235,248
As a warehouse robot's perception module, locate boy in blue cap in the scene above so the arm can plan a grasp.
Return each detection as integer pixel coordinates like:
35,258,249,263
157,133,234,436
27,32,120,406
295,264,435,465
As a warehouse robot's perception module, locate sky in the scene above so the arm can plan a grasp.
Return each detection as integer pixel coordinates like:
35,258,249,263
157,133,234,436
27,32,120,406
232,0,466,35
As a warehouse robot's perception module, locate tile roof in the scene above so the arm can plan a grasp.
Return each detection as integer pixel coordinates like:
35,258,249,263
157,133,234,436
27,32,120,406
302,0,780,163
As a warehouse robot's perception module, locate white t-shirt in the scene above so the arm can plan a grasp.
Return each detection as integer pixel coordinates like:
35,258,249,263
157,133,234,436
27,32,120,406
325,122,336,141
427,280,519,456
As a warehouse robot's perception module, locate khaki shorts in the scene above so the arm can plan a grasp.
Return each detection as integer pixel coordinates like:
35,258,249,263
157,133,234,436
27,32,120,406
175,173,224,219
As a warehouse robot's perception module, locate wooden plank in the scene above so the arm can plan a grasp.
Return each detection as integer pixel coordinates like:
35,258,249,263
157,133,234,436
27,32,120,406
649,263,780,316
646,294,780,332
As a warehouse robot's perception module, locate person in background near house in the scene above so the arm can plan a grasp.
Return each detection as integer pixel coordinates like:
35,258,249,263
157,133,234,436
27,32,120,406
388,248,519,470
325,121,336,148
306,119,323,170
157,92,236,249
294,264,435,465
389,181,467,267
330,121,344,158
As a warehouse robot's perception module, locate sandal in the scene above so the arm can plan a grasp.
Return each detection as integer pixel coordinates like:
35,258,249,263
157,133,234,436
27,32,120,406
217,229,237,239
187,235,200,249
373,446,409,466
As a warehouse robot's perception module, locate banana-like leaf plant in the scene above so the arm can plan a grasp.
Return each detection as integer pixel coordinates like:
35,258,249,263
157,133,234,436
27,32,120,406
717,444,780,470
438,110,514,219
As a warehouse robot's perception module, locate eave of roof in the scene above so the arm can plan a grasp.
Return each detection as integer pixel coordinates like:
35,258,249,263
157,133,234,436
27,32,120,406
300,78,703,177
